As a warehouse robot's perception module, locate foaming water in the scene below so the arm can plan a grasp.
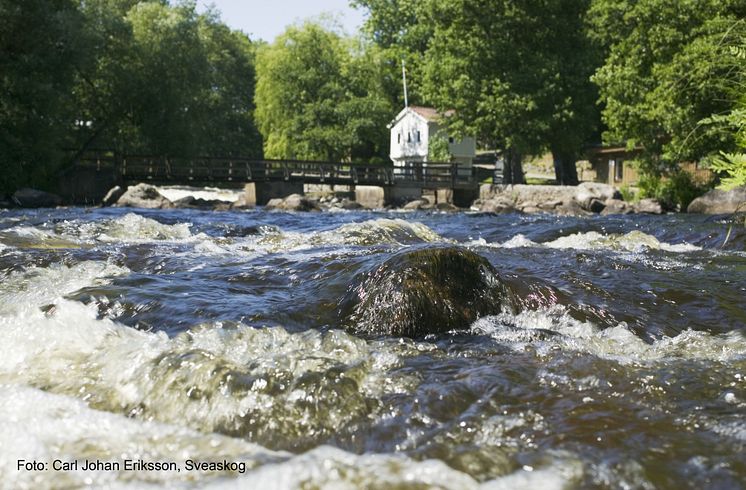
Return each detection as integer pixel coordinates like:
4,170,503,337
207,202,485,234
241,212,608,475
475,230,701,253
0,207,744,488
472,306,746,364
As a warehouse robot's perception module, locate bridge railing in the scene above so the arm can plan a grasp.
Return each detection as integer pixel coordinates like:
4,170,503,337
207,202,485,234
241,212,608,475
72,152,477,188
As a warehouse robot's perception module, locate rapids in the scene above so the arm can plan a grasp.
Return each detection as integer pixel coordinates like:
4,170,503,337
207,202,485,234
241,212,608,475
0,206,744,489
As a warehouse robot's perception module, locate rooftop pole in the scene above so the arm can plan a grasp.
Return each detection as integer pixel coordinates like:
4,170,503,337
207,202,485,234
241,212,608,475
402,59,409,108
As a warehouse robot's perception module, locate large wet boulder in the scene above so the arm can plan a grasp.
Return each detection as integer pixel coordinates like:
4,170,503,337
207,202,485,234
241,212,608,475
116,183,173,209
12,188,62,208
687,186,746,214
339,246,513,337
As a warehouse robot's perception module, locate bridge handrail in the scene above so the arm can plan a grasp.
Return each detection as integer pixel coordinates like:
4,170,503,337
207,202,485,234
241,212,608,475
72,151,477,188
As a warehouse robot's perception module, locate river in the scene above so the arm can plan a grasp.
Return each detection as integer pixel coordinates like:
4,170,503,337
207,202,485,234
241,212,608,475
0,205,744,489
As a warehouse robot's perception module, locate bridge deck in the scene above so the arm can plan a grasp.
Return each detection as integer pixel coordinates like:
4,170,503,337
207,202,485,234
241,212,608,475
74,153,481,189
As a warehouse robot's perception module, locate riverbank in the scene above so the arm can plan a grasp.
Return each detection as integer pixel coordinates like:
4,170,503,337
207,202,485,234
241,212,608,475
3,182,745,216
108,182,664,216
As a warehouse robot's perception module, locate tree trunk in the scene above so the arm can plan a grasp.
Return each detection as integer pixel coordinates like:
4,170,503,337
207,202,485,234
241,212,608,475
552,150,579,186
503,147,525,184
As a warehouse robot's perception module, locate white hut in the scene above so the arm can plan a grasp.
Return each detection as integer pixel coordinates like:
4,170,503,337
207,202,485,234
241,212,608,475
388,106,476,166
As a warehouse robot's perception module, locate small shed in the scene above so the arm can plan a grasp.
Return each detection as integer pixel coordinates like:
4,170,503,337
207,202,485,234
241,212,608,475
586,145,640,186
388,106,476,166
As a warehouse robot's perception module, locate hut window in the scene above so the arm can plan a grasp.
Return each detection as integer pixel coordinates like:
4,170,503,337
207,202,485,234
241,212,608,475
448,136,455,143
397,133,401,143
407,132,411,143
417,131,421,142
615,160,624,181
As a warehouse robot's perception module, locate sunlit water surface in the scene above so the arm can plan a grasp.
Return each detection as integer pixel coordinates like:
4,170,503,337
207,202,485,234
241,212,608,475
0,206,744,489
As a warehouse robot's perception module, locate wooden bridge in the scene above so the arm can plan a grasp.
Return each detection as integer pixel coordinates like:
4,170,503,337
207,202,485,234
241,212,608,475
74,152,483,190
65,151,491,206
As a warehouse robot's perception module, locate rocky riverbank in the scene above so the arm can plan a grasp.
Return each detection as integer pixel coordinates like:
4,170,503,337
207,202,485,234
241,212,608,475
3,182,744,216
474,183,665,215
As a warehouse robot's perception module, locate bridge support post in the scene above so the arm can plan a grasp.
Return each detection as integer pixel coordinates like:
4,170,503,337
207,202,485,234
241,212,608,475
353,186,386,209
244,181,304,205
384,185,422,206
452,188,479,208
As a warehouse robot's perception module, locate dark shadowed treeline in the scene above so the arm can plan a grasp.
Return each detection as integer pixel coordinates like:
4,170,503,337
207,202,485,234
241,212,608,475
0,0,261,194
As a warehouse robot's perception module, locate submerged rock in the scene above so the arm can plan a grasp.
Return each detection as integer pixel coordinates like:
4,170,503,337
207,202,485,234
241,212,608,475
116,183,173,209
12,188,62,208
173,195,230,209
687,186,746,214
339,246,513,337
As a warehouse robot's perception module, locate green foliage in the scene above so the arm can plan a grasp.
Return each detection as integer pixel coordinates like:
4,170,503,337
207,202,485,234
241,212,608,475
0,0,262,194
427,132,451,162
0,0,86,193
618,184,637,203
351,0,433,108
589,0,746,173
711,152,746,190
697,23,746,191
255,22,392,162
639,171,711,210
358,0,600,184
72,0,261,157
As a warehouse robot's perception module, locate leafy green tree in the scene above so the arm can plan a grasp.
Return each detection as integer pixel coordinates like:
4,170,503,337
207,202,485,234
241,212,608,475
255,21,392,162
0,0,85,194
70,0,146,156
352,0,434,109
196,11,262,157
589,0,746,174
71,0,261,158
699,20,746,190
427,131,451,162
542,0,600,185
419,0,599,184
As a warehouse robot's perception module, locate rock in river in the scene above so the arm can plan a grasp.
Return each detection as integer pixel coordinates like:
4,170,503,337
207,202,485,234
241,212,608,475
339,246,513,337
116,183,173,209
12,188,63,208
687,186,746,214
265,193,320,212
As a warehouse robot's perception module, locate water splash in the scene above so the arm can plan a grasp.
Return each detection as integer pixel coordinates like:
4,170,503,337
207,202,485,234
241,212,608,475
472,306,746,364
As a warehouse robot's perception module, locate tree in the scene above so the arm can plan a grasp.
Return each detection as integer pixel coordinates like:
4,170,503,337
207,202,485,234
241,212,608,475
542,0,600,185
70,0,261,158
589,0,746,175
0,0,85,194
700,20,746,190
255,21,392,162
352,0,435,109
196,11,262,157
427,131,451,162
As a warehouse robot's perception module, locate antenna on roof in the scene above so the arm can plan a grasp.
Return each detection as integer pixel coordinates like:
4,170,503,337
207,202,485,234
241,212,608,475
401,59,409,108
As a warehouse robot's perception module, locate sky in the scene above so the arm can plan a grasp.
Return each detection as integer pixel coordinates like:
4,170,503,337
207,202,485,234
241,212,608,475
196,0,367,42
